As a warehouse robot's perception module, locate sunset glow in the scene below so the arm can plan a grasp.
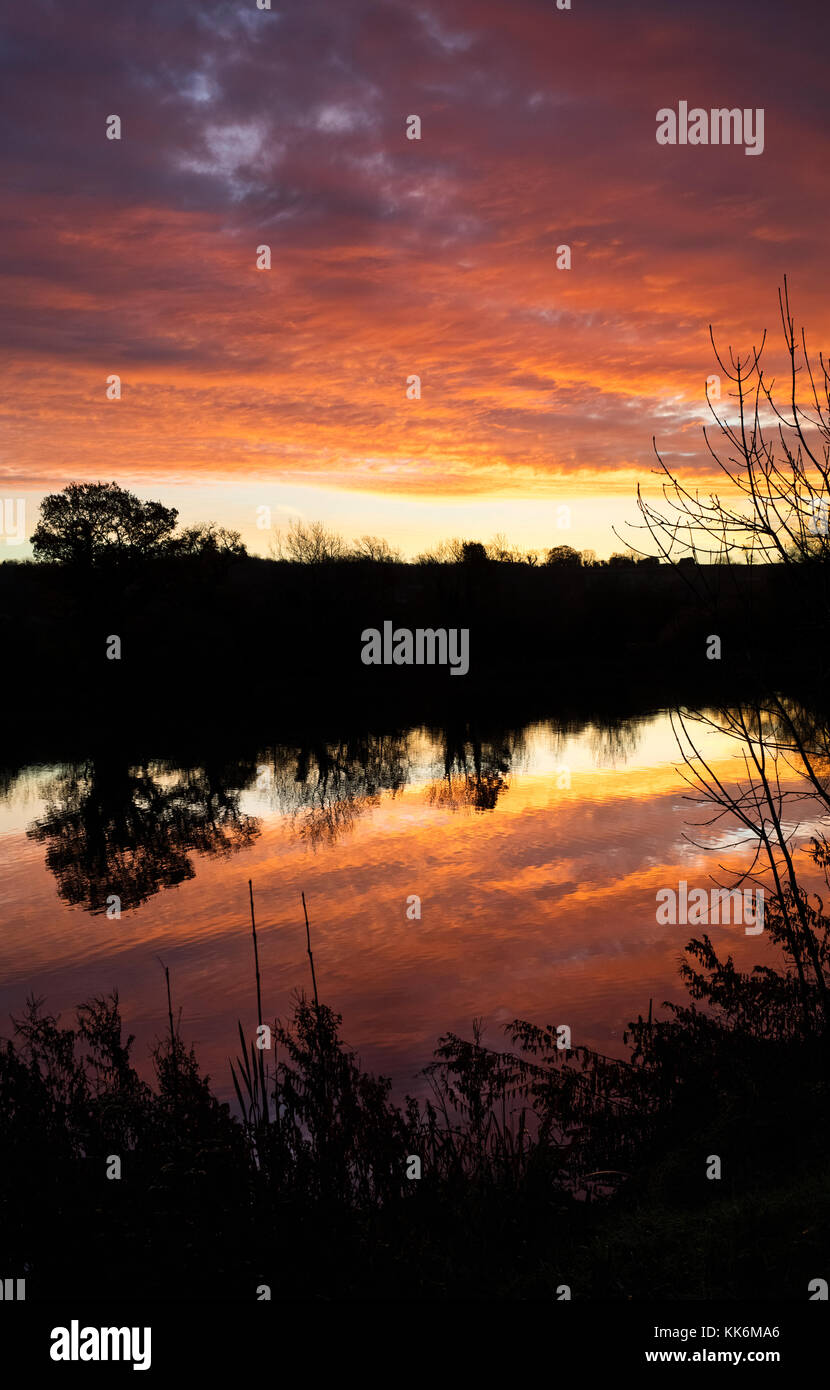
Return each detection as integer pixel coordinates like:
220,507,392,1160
3,1,828,555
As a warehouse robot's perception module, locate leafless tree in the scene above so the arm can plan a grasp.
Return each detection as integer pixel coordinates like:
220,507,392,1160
618,285,830,1034
629,278,830,568
270,518,348,563
351,535,401,562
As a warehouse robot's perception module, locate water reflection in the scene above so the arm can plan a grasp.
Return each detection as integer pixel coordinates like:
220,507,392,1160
588,719,647,768
424,729,518,811
0,708,800,1108
257,726,541,835
9,718,646,914
257,735,412,845
26,759,261,913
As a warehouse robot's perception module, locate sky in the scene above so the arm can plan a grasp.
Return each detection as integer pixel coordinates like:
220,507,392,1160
2,0,829,558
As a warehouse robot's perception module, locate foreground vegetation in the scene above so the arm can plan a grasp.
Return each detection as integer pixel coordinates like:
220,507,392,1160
1,861,827,1300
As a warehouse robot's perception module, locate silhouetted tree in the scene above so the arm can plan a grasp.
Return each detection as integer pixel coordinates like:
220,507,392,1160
461,540,488,565
633,279,830,571
544,545,582,567
32,482,178,567
272,519,347,563
351,535,402,562
172,521,247,558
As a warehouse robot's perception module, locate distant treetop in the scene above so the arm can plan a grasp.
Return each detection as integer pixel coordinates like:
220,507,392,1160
31,482,246,566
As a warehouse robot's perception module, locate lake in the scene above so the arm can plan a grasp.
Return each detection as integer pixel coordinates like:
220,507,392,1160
0,710,811,1104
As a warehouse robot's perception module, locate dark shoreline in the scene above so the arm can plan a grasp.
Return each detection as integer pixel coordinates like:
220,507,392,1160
4,553,826,752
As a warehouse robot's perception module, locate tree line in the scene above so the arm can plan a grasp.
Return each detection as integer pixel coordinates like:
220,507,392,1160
21,482,657,570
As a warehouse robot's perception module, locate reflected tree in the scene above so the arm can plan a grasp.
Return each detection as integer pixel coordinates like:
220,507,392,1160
671,699,830,1033
27,759,260,913
425,728,519,811
587,719,644,769
259,735,411,845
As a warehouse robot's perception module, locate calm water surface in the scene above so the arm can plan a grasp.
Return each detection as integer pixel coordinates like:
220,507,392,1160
0,712,816,1102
